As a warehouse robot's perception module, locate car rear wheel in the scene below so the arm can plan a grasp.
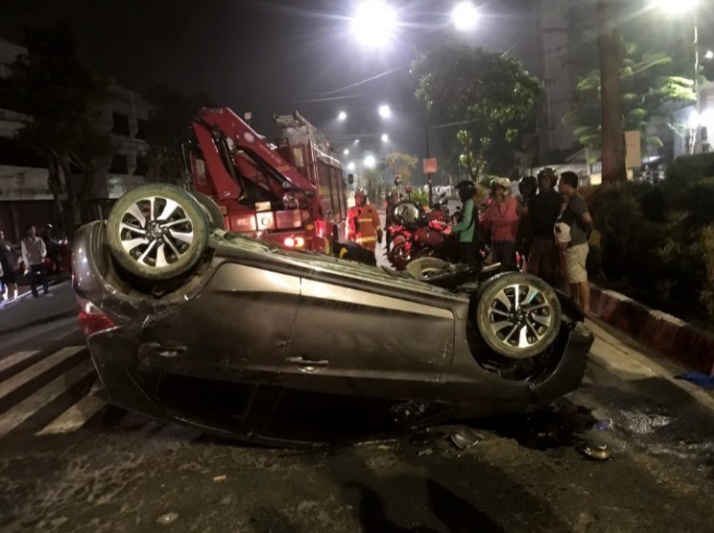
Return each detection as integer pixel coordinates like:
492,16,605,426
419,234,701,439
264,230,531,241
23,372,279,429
475,273,561,359
106,184,209,281
405,257,450,281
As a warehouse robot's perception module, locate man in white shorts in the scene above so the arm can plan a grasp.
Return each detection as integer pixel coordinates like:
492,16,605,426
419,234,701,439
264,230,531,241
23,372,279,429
556,172,593,316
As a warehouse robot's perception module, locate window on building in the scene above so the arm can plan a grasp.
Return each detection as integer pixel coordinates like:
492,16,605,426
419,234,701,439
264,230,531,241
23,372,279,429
134,155,149,176
0,137,45,167
111,112,130,136
136,119,148,140
109,154,129,174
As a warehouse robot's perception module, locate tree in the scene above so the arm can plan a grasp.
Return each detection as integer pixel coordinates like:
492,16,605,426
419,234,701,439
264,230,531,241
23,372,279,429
383,152,418,187
362,167,384,206
144,86,213,184
563,0,695,179
4,22,111,231
413,44,543,179
564,46,694,163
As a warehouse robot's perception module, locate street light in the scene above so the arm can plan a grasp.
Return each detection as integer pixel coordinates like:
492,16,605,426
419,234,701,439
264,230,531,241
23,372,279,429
350,1,397,48
652,0,697,14
364,154,376,169
655,0,701,151
706,50,714,60
378,104,392,118
338,110,348,121
343,148,350,155
381,133,389,142
347,161,356,171
451,1,479,32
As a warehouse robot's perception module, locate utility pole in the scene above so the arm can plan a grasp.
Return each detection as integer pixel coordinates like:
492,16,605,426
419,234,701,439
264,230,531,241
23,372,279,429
598,0,627,184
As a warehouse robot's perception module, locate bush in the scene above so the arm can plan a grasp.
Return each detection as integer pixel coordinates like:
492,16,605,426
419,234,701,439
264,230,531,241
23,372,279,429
665,153,714,187
699,226,714,316
675,177,714,226
583,180,711,319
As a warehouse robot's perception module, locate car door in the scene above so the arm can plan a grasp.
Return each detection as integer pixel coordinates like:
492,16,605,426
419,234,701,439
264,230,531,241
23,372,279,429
141,262,300,385
281,275,456,401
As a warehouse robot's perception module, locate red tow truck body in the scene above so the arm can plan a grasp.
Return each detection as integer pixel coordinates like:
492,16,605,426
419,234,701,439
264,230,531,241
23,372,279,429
187,107,347,254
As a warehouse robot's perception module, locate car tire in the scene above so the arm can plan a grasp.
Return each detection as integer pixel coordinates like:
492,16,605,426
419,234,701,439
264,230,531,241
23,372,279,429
388,233,411,270
405,257,449,281
475,272,562,359
191,192,225,231
106,184,209,282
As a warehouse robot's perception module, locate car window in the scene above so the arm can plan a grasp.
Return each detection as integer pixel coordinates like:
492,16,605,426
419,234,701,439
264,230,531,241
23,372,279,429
221,233,459,299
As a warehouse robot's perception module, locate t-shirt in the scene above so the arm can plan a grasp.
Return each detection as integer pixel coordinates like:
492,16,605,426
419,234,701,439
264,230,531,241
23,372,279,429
453,199,476,243
557,193,589,246
531,190,563,240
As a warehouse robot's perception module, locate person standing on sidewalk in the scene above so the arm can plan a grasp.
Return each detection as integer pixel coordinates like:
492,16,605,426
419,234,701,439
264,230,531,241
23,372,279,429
0,230,19,303
452,180,481,267
556,171,593,315
21,225,50,298
481,177,519,267
527,168,564,287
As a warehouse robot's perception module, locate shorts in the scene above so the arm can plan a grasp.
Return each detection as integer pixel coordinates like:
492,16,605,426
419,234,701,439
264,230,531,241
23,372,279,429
564,243,589,284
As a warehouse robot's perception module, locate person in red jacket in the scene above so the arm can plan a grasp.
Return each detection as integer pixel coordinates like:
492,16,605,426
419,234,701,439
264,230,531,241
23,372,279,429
481,177,519,267
346,189,383,258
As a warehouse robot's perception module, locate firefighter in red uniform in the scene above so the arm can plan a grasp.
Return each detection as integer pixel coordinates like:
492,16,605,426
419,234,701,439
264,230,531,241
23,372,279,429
347,189,383,257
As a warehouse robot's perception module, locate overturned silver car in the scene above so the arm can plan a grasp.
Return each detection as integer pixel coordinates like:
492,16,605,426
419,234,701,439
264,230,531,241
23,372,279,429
72,184,593,446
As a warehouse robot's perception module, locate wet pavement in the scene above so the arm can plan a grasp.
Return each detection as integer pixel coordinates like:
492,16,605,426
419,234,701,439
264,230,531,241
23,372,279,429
1,311,714,532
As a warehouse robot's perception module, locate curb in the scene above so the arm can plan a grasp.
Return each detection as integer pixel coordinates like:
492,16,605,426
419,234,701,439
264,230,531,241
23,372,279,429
0,310,77,336
590,284,714,376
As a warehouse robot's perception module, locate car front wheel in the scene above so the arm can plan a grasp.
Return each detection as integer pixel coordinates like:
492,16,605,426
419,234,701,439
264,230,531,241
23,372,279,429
106,184,209,282
475,273,562,359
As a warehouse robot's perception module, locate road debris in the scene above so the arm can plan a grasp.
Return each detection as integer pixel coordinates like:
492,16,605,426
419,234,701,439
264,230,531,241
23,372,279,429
418,448,434,457
213,475,227,482
156,512,179,525
450,428,484,450
676,372,714,390
579,445,611,461
594,419,614,431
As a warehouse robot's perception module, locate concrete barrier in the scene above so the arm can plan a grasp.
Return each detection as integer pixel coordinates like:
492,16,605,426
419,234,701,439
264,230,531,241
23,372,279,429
590,284,714,376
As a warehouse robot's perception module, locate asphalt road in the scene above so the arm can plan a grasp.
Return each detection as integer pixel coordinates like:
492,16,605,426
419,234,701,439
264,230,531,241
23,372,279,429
1,288,714,533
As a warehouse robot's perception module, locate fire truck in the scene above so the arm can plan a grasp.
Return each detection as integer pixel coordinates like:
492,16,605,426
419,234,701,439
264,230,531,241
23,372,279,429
185,107,348,255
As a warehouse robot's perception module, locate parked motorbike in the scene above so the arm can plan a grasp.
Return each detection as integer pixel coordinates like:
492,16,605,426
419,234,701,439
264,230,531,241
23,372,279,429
386,201,460,270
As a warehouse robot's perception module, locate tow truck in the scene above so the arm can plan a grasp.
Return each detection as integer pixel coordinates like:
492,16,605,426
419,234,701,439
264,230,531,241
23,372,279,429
185,107,348,255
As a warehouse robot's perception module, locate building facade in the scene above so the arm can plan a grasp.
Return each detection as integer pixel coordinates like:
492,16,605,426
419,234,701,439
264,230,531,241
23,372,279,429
0,38,149,241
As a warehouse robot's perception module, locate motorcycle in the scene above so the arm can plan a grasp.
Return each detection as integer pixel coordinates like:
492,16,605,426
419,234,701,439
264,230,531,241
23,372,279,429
386,201,460,270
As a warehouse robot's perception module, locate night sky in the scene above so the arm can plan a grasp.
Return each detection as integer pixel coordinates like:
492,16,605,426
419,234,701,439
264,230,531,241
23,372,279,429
0,0,538,177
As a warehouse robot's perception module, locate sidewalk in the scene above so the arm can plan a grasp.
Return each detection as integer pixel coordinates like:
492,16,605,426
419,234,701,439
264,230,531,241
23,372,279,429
0,279,77,335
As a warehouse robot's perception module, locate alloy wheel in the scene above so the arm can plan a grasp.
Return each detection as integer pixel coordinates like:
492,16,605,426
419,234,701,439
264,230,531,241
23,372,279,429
485,283,555,352
118,196,195,269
